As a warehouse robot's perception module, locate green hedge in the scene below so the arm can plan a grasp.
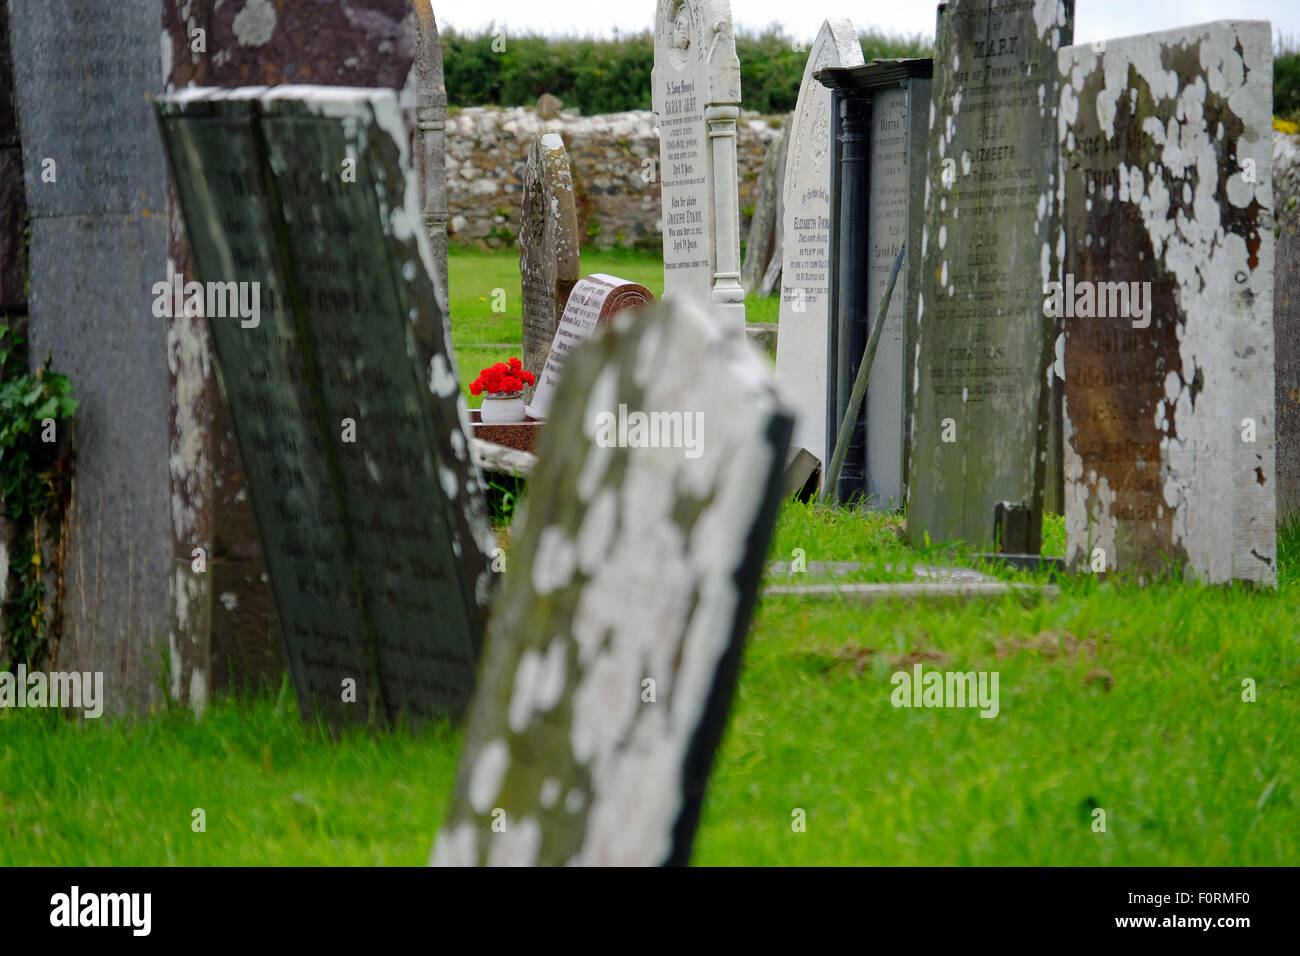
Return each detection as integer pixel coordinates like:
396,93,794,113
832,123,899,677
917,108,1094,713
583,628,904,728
443,27,931,115
446,27,1300,121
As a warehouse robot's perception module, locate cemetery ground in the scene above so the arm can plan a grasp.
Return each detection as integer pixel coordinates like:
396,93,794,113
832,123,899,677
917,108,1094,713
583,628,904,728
2,247,1296,867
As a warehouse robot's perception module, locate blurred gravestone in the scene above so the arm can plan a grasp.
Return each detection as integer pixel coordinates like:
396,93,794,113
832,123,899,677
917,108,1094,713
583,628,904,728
907,0,1072,551
156,86,496,724
741,115,789,296
519,131,580,403
1059,21,1276,584
652,0,746,331
161,0,436,708
7,0,169,710
1276,207,1300,525
432,297,792,866
772,20,862,483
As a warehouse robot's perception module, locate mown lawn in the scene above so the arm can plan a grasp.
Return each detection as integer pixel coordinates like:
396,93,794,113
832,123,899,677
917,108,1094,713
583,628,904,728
2,249,1295,866
2,505,1296,866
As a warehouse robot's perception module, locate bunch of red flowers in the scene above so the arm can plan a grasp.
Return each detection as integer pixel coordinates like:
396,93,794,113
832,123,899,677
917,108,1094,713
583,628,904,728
469,356,535,396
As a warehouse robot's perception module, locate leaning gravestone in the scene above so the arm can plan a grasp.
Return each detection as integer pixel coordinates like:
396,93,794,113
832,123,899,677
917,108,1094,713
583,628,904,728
526,274,654,419
161,1,440,710
7,0,169,709
907,0,1072,551
652,0,746,332
432,297,793,866
1277,207,1300,525
416,2,450,305
156,86,497,724
519,131,580,402
772,20,863,483
1059,21,1276,584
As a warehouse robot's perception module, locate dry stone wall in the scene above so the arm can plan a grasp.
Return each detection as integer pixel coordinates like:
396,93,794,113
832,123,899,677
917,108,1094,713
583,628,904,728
445,106,780,250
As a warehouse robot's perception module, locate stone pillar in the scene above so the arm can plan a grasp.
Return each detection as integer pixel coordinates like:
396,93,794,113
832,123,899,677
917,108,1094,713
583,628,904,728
706,104,745,327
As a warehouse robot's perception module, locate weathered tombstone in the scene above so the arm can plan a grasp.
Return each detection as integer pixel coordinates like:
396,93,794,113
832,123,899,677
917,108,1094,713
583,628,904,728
652,0,746,331
907,0,1073,551
815,57,932,507
415,2,450,305
519,131,580,402
156,86,497,724
432,297,792,866
1058,21,1276,584
7,0,170,708
161,0,435,710
1276,207,1300,525
526,274,654,419
771,20,863,485
741,115,789,295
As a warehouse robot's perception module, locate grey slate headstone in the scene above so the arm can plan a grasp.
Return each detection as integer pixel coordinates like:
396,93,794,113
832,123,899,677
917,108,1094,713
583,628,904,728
432,297,792,867
741,115,789,296
1059,21,1276,584
415,2,449,305
907,0,1072,550
156,86,497,724
7,0,169,709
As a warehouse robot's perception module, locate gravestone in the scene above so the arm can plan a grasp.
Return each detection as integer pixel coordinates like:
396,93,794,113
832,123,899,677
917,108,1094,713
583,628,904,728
652,0,746,332
7,0,170,710
432,296,792,866
416,3,450,305
519,131,580,402
1276,208,1300,525
526,274,654,419
772,20,863,483
156,86,497,724
741,115,789,295
907,0,1073,551
161,0,435,709
1059,21,1276,584
815,57,931,507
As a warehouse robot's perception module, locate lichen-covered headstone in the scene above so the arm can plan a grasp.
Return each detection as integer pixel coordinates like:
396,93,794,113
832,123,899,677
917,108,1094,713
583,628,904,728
772,20,862,478
740,115,789,295
519,131,580,401
907,0,1072,551
432,297,792,867
1059,21,1276,584
7,0,169,710
1276,207,1300,525
652,0,746,332
156,86,497,724
526,274,654,419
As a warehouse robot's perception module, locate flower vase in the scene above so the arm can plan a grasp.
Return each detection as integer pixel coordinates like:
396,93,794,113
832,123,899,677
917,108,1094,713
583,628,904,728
480,390,526,424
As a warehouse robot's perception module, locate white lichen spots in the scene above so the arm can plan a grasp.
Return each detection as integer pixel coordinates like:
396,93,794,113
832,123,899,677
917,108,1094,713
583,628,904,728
565,789,585,814
475,569,493,607
189,668,208,714
576,487,617,575
430,822,477,866
541,131,563,150
439,464,458,499
450,427,467,461
468,738,509,814
232,0,276,47
532,525,577,595
428,352,458,397
938,225,947,250
507,637,567,733
539,777,562,809
219,591,238,612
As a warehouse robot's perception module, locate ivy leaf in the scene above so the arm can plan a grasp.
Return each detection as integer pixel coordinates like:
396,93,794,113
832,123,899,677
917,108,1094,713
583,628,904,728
34,398,57,420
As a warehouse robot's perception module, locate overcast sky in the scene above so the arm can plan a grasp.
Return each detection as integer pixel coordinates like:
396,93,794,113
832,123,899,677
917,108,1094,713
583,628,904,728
436,0,1300,46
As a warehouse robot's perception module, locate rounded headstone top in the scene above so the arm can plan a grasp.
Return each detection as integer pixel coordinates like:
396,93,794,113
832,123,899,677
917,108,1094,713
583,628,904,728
536,93,563,119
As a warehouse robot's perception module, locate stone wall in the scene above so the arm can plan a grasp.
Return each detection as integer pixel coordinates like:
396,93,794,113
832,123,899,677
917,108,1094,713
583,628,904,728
445,106,782,250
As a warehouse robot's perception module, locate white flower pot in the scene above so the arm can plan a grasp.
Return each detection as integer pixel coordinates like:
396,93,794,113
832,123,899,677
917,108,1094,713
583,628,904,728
480,391,526,424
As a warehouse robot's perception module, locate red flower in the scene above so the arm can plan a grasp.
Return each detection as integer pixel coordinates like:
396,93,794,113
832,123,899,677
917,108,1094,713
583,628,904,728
470,357,534,396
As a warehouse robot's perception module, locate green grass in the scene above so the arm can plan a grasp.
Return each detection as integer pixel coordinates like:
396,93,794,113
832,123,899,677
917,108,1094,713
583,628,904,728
449,246,779,406
3,508,1296,866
